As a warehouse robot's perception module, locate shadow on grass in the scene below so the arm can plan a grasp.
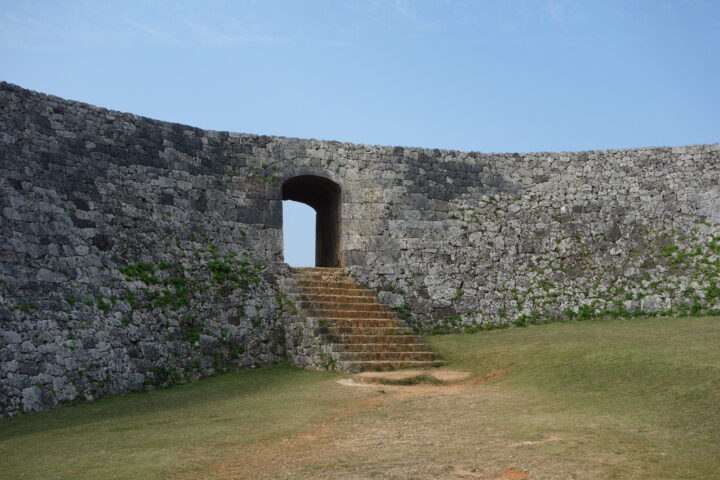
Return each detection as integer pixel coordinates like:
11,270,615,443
0,363,338,440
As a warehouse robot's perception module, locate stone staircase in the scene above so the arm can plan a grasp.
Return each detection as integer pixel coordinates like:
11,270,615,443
285,267,442,373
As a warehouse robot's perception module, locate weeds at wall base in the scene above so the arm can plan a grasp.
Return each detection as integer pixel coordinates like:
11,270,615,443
423,304,720,336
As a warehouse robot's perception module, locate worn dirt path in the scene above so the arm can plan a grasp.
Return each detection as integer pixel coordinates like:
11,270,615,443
168,368,585,480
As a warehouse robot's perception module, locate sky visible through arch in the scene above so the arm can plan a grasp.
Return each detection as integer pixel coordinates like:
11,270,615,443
283,201,315,267
2,0,718,266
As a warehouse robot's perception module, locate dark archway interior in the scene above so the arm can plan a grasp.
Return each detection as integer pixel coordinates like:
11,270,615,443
282,175,342,267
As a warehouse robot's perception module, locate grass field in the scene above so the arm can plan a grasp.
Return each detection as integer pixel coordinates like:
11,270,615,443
1,316,718,479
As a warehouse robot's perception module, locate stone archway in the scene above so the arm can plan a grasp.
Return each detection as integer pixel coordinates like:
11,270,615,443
282,175,342,267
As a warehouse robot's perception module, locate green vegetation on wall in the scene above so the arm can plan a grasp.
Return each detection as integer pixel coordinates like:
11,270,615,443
369,189,720,334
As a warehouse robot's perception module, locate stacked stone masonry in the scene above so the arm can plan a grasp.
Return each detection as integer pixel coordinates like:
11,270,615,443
1,81,719,417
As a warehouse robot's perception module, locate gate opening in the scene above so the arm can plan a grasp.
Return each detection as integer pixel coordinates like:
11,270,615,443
282,175,342,267
282,200,315,267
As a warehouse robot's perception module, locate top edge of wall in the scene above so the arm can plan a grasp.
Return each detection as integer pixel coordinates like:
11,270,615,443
2,81,718,158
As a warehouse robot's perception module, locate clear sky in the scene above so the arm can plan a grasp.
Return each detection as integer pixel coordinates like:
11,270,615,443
2,0,718,265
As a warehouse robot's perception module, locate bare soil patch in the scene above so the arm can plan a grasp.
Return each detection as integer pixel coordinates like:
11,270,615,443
354,368,471,384
497,468,529,479
178,368,532,480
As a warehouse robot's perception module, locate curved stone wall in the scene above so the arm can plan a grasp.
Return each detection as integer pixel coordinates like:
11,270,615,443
1,81,718,417
0,83,289,417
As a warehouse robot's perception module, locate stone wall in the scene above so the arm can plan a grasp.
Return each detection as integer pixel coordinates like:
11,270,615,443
0,83,287,417
1,82,718,417
345,145,720,332
279,271,337,371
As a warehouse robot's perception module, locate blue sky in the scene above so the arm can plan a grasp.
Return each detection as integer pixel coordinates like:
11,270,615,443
2,0,718,265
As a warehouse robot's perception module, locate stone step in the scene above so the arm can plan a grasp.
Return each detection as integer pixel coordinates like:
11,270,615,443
336,360,447,373
310,318,400,328
283,277,361,286
323,334,423,344
294,280,365,290
331,343,431,353
296,293,378,303
335,351,437,362
291,287,373,297
294,272,349,280
309,309,395,319
299,301,387,312
293,267,345,273
323,326,410,335
293,278,351,285
293,267,344,272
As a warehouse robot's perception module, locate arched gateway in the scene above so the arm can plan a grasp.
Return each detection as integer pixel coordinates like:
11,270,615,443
281,175,342,267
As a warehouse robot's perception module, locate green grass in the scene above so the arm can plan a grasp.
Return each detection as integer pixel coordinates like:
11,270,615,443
427,315,720,479
0,365,347,480
1,316,718,479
